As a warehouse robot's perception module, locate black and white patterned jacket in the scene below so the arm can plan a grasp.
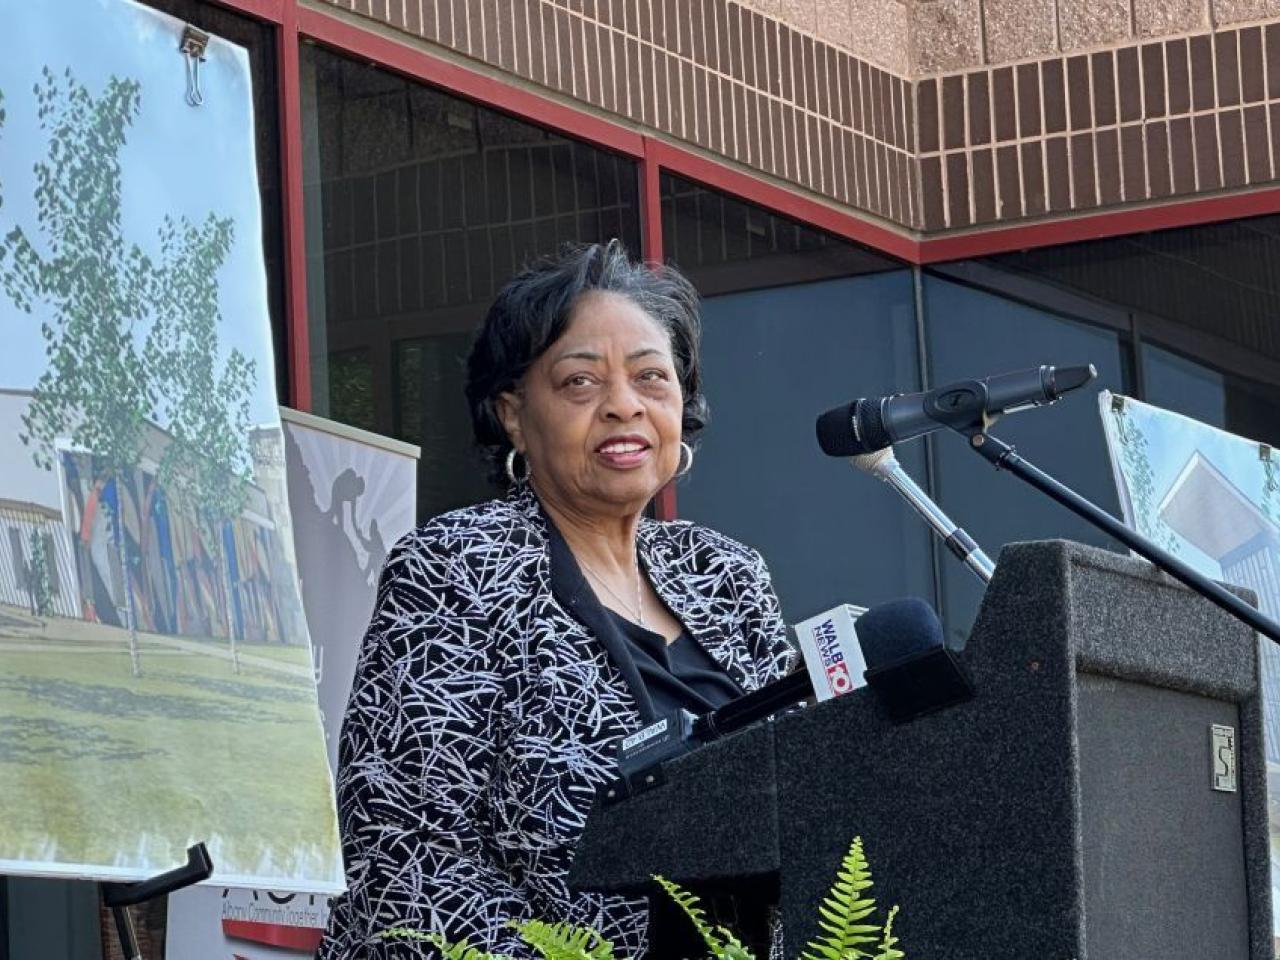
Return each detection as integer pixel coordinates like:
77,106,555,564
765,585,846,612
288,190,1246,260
318,483,796,959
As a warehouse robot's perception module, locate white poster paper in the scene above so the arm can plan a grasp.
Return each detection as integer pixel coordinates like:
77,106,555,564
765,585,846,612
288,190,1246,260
0,0,340,891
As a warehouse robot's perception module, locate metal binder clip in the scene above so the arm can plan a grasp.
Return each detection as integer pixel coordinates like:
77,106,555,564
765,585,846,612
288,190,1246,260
1261,443,1273,463
1110,394,1126,413
180,25,210,107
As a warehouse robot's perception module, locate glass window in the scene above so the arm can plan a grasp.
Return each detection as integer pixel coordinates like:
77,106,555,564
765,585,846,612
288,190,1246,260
300,45,642,521
986,217,1280,449
662,173,904,296
922,274,1132,643
662,175,930,625
1143,345,1280,450
1142,345,1230,428
929,213,1280,640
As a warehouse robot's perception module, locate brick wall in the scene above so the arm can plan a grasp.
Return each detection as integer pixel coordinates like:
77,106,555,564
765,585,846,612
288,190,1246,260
326,0,916,225
320,0,1280,234
917,22,1280,229
739,1,1280,76
737,0,911,74
909,0,1280,74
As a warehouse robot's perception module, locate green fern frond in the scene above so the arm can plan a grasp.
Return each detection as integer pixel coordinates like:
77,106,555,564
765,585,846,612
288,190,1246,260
653,875,757,960
800,837,883,960
377,928,508,960
512,918,618,959
873,906,904,960
653,875,720,956
711,925,757,960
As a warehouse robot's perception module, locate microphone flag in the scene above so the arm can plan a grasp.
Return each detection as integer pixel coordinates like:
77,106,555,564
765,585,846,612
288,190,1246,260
794,604,868,702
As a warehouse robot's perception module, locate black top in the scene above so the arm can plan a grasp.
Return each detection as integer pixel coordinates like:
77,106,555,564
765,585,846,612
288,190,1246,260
606,609,743,716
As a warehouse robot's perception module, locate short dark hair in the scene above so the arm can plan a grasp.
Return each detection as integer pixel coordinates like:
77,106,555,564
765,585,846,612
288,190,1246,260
465,240,709,483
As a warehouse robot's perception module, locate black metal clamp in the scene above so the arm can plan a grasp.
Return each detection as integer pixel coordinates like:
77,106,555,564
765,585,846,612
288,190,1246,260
100,843,212,960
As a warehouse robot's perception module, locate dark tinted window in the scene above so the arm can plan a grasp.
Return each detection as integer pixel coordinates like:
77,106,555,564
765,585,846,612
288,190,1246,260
661,175,927,624
921,274,1131,642
986,218,1280,450
930,214,1280,639
300,45,642,520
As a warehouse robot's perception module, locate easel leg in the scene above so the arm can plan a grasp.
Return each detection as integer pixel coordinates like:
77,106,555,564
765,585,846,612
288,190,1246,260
101,844,211,960
110,903,141,960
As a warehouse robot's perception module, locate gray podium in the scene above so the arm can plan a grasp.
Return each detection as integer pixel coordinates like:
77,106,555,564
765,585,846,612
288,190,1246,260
569,540,1273,959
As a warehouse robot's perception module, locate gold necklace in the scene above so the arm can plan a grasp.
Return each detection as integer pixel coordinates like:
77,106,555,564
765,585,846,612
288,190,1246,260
577,554,645,627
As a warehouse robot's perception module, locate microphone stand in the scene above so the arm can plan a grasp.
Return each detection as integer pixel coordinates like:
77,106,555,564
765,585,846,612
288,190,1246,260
935,381,1280,646
850,447,995,584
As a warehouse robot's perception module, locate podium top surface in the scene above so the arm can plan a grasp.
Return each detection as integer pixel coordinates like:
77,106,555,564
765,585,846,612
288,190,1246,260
980,539,1260,701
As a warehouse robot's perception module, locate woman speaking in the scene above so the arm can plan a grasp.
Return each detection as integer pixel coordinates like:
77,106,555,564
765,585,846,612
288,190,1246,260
319,241,796,958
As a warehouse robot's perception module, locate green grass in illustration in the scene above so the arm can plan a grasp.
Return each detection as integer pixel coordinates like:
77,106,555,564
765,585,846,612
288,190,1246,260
0,625,337,882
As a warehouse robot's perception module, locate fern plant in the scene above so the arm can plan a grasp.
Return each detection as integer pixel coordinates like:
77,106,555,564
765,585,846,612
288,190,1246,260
381,834,908,960
516,919,617,959
800,837,884,960
653,874,755,960
873,907,904,960
380,918,615,960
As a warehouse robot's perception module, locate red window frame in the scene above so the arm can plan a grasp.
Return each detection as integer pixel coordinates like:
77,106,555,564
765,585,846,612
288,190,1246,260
204,0,1280,520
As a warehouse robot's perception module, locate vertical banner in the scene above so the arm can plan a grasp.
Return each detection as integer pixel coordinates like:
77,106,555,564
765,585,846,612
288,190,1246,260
0,0,341,890
1099,392,1280,937
278,408,420,773
166,410,419,958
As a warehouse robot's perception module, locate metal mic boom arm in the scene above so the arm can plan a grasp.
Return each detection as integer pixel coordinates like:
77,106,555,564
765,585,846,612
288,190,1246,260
937,380,1280,647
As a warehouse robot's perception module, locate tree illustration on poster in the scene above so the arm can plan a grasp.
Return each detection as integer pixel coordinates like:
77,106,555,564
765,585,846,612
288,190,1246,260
0,67,255,675
1,70,154,675
152,214,256,674
27,531,53,618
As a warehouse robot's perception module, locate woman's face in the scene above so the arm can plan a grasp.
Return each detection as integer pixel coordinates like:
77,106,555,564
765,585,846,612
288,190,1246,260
497,291,685,519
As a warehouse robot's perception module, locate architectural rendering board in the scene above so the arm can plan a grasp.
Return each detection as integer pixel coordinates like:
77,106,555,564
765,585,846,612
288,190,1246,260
0,0,341,891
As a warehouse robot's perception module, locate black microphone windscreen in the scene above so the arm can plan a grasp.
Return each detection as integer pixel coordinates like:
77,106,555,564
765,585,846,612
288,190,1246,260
855,597,945,669
816,402,860,456
1048,363,1098,397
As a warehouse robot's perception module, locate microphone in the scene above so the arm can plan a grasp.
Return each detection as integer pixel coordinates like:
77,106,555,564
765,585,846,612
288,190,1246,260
607,599,974,802
609,670,814,801
816,364,1097,457
689,670,812,743
696,597,971,739
856,598,973,722
848,447,995,584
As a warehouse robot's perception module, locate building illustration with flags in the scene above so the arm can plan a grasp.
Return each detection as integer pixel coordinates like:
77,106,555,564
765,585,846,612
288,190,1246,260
0,389,303,648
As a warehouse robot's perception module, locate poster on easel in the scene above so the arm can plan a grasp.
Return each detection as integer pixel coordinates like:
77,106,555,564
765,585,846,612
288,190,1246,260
1099,391,1280,938
0,0,341,892
166,409,420,958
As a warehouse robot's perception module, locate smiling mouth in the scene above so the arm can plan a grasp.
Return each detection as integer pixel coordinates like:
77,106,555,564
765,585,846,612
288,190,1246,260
597,440,650,454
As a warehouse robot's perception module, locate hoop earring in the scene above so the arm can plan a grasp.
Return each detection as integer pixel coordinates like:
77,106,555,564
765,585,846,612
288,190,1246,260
675,441,694,478
505,448,530,485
